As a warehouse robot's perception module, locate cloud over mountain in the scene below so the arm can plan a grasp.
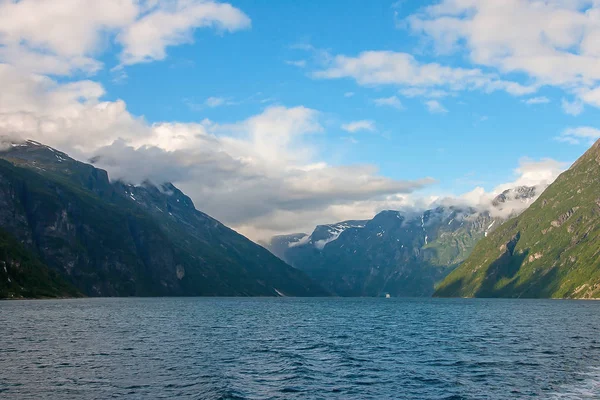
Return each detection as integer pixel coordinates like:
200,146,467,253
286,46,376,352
0,63,436,240
0,0,577,241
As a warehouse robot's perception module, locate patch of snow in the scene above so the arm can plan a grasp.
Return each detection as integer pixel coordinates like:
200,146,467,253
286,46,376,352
311,221,366,250
448,218,454,225
425,235,428,245
484,220,496,237
274,288,285,297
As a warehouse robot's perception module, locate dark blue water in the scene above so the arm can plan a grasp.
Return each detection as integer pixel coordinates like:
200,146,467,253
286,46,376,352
1,298,599,399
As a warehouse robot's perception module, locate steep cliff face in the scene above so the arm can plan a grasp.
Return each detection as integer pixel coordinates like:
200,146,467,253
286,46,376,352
0,141,327,297
0,228,79,299
435,140,600,299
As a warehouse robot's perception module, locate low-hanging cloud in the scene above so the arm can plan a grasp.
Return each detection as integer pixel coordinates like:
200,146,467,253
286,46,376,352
0,0,575,241
0,63,437,240
438,158,568,219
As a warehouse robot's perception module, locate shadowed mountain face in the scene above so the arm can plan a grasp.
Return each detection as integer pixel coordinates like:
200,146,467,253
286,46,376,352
435,139,600,299
0,227,80,299
0,140,328,298
265,188,537,297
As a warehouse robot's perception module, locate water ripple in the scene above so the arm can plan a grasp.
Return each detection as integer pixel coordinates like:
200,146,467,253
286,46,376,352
0,297,599,399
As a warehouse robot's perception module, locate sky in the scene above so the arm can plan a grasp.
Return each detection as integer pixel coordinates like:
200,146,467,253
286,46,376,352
0,0,599,240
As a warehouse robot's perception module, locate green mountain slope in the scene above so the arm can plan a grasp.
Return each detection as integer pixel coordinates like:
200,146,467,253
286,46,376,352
0,228,79,299
435,140,600,299
0,140,327,297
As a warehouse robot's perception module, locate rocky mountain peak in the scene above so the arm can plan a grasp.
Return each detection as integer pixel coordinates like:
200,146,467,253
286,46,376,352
492,186,537,207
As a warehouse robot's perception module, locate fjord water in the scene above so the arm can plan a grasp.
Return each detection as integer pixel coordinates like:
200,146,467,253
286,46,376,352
1,298,599,399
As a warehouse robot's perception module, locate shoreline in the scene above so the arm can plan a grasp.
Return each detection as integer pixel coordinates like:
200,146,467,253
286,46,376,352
3,296,599,301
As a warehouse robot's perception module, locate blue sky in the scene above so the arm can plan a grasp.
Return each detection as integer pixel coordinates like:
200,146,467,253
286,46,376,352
0,0,599,239
98,0,587,191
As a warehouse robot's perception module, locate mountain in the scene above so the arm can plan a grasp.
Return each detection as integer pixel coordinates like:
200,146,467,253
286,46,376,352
265,189,537,297
0,140,327,298
435,140,600,299
492,186,537,208
0,227,80,299
261,233,308,262
263,220,368,263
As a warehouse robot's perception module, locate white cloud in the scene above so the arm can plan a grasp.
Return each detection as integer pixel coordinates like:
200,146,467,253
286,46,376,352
0,63,567,240
117,1,251,65
204,96,235,108
523,96,550,105
313,50,537,97
285,60,307,68
344,92,355,97
407,0,600,109
0,0,250,75
341,120,376,133
425,100,448,114
439,158,567,219
373,95,404,110
0,64,569,239
0,64,146,154
576,87,600,109
0,65,435,240
496,158,567,192
558,126,600,145
261,157,568,238
399,87,449,98
0,1,581,241
0,0,137,75
561,98,585,116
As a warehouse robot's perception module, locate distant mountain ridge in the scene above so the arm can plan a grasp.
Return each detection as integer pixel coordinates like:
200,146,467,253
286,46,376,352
0,139,327,298
264,187,538,297
264,220,368,263
435,139,600,299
